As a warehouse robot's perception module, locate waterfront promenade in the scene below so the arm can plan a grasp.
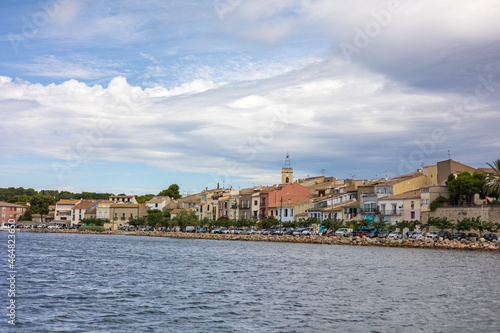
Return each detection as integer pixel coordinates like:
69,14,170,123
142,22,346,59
17,229,500,251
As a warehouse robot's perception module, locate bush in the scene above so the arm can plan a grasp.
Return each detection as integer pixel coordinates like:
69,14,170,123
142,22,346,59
79,226,106,232
430,196,449,212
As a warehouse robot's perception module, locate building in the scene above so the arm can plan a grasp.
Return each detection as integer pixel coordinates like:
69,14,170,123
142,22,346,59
145,196,171,212
0,201,27,225
281,153,293,184
55,199,80,225
96,200,113,220
109,203,148,230
71,200,98,226
260,183,310,219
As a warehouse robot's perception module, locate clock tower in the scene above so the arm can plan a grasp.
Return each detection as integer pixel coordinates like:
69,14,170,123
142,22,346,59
281,153,293,184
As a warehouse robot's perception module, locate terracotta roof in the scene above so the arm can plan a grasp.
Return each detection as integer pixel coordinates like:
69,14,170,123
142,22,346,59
98,200,113,203
72,200,96,210
57,199,80,205
478,167,494,174
0,201,26,208
110,195,135,198
147,198,167,203
110,204,139,208
372,171,425,186
379,189,422,201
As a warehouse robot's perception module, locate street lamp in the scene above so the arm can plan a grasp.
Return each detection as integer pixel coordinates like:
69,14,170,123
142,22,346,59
280,196,283,234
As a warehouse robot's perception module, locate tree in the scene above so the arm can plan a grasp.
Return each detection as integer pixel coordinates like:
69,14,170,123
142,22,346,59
485,159,500,199
428,217,454,231
18,207,33,221
158,184,181,199
146,209,164,227
81,218,109,226
129,218,146,228
372,219,388,232
456,218,473,233
172,210,198,230
137,194,155,203
30,193,56,216
447,171,486,205
332,220,345,231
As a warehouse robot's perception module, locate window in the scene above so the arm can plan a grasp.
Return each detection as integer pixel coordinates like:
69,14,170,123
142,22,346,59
411,211,415,219
291,209,294,217
155,203,158,208
254,200,258,206
411,201,415,209
122,213,125,218
284,209,288,217
421,199,425,206
426,199,430,205
243,211,247,219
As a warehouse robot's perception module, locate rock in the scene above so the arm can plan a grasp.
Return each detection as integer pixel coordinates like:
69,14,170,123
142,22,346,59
479,238,485,243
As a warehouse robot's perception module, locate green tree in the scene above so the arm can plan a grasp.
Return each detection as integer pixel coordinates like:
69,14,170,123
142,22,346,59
30,193,56,216
163,208,173,220
372,219,388,232
456,217,473,233
321,218,333,231
484,159,500,199
428,217,454,231
158,184,181,199
129,218,146,228
172,210,198,230
447,171,486,205
81,218,109,226
18,207,33,221
146,209,164,227
137,194,155,203
332,219,345,231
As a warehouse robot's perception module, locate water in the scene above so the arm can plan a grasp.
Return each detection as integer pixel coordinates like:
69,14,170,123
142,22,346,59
1,232,500,332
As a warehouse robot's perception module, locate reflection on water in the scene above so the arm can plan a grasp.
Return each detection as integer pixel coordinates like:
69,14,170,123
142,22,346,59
1,232,499,332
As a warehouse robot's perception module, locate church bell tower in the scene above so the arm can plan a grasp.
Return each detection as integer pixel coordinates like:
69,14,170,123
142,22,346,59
281,153,293,184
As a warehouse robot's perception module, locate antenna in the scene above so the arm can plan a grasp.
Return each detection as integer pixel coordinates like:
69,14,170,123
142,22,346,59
321,169,325,176
285,152,291,168
448,149,451,160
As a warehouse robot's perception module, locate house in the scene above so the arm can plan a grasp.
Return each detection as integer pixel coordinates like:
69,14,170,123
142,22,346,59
0,201,27,226
55,199,80,225
360,171,428,222
423,159,477,187
71,200,98,226
259,183,310,220
96,200,113,220
268,198,312,223
145,196,171,211
109,203,148,230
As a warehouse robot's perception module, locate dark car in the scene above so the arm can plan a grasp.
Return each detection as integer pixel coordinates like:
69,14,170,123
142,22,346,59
466,233,479,242
483,234,497,242
452,233,467,240
377,231,388,238
366,231,378,238
437,231,452,240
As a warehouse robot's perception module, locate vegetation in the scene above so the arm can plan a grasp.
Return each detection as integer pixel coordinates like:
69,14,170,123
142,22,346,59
78,226,106,232
485,159,500,199
81,218,109,226
158,184,181,199
128,218,146,228
137,194,155,203
170,210,199,230
146,209,164,227
446,171,486,205
429,196,449,211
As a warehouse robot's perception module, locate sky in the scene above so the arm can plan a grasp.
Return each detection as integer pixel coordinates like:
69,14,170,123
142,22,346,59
1,0,500,195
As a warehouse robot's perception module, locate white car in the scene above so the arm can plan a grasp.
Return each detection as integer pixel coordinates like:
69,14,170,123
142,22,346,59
334,228,353,237
427,231,439,239
388,231,402,239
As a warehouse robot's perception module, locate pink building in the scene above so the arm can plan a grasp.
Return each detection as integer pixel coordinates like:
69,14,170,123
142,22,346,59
0,201,27,225
260,183,310,219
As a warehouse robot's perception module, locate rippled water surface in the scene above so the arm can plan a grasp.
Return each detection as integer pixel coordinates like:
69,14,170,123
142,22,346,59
1,232,500,332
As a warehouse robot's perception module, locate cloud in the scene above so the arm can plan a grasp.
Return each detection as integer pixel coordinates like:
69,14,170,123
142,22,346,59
1,52,499,188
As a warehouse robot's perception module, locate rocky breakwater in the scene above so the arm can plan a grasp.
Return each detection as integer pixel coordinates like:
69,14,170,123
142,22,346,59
148,232,500,252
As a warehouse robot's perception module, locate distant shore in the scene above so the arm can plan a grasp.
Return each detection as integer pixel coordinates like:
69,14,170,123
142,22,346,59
12,228,500,251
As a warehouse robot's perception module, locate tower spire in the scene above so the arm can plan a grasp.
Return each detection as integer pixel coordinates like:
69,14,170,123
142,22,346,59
281,153,293,184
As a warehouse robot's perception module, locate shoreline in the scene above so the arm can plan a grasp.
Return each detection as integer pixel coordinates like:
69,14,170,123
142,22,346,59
12,229,500,251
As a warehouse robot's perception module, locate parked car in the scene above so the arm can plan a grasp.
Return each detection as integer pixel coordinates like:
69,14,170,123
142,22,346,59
452,232,467,240
483,234,497,242
437,231,452,240
466,233,479,242
388,231,402,239
301,229,313,235
334,228,353,237
366,230,378,238
377,231,388,238
427,231,439,240
355,230,367,237
412,232,426,239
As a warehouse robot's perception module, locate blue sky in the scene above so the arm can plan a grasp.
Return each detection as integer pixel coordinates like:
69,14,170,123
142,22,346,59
1,0,500,195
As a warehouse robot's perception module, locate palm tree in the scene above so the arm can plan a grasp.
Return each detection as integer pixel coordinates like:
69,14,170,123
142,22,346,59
485,159,500,199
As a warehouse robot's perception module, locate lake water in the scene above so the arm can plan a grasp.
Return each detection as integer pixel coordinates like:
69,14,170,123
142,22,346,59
1,232,500,332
